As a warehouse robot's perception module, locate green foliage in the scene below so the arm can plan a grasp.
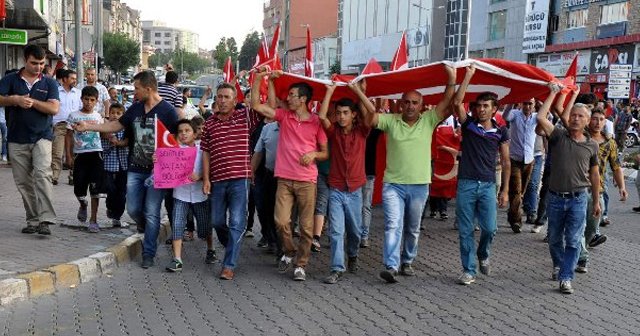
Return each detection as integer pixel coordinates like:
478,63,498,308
330,60,341,75
148,52,172,69
239,31,261,71
212,36,241,70
103,32,140,75
173,49,211,74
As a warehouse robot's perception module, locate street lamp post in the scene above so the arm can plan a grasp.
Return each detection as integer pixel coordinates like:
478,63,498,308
411,2,444,66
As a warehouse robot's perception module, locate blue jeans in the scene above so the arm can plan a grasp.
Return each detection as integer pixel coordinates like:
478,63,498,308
0,122,7,156
547,191,588,281
523,155,544,215
381,183,429,270
361,175,376,239
126,171,165,258
456,179,497,276
328,187,363,272
210,178,249,269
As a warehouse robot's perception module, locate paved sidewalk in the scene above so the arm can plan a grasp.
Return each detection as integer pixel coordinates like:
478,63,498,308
0,166,135,281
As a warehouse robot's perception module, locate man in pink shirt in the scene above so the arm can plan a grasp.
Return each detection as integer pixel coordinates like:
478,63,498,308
251,69,328,281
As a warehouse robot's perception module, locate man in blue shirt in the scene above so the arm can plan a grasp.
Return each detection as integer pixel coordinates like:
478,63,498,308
74,71,179,268
0,45,60,235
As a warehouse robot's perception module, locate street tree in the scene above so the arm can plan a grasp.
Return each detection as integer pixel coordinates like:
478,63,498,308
103,32,140,78
239,31,260,71
213,37,228,70
226,37,239,65
148,51,173,69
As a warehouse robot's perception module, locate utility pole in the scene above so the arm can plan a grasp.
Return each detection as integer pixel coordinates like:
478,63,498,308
94,0,103,73
74,0,84,81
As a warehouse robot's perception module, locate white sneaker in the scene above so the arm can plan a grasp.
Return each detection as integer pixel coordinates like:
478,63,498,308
293,267,306,281
1,155,6,162
531,225,543,233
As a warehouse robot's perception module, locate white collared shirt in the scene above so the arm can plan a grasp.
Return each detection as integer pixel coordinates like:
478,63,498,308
54,86,82,124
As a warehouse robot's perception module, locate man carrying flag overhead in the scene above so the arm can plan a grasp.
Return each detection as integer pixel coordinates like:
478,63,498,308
363,63,457,284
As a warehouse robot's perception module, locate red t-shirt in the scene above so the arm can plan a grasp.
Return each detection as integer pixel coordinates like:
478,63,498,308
326,122,370,192
200,107,259,182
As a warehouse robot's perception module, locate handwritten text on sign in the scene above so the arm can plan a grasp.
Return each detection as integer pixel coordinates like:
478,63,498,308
153,147,197,188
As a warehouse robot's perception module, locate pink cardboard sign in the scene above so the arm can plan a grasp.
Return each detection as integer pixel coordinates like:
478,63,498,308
153,147,197,189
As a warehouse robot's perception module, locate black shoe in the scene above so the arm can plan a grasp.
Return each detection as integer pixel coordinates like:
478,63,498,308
399,263,415,276
347,256,359,273
359,237,370,248
165,238,172,245
588,234,607,248
141,256,154,269
632,206,640,213
37,222,51,235
205,249,217,264
575,260,588,273
379,268,399,283
165,259,183,272
21,225,38,234
311,238,321,252
256,238,268,248
439,212,449,220
52,179,58,186
510,223,522,233
429,211,437,218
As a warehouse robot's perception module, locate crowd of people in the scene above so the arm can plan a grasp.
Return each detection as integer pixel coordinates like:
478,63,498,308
1,44,640,295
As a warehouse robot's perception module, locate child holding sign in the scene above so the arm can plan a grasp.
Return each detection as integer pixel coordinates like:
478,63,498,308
166,119,216,272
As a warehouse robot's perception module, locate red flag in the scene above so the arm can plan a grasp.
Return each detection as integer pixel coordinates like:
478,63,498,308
560,53,578,94
155,118,178,149
362,58,384,75
390,32,408,71
305,26,314,77
223,56,234,83
431,126,461,198
0,0,6,21
269,23,280,56
355,58,557,104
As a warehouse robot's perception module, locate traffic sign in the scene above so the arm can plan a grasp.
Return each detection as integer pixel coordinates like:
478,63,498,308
0,28,28,45
608,64,632,99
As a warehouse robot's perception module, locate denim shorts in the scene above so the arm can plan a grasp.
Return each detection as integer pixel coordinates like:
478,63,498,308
315,173,329,216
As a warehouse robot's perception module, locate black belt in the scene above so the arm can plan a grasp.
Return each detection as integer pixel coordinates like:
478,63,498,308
549,189,586,199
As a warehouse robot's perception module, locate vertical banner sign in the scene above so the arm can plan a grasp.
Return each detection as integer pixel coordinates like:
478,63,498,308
608,64,632,99
523,0,550,54
0,0,6,21
153,147,197,189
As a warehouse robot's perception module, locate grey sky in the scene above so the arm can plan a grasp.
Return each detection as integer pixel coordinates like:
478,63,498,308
123,0,264,49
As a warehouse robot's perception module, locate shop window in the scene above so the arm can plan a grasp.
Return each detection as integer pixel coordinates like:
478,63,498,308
486,48,504,59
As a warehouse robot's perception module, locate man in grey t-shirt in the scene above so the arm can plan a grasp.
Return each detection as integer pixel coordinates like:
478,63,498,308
537,88,600,295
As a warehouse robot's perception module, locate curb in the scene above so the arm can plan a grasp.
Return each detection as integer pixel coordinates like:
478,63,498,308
0,222,171,306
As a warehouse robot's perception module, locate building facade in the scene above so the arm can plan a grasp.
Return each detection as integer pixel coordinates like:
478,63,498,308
142,20,199,54
337,0,447,73
467,0,528,62
532,0,640,99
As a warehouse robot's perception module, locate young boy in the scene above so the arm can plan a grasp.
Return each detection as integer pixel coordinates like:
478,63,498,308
166,119,216,272
66,86,106,232
319,83,373,284
102,103,129,227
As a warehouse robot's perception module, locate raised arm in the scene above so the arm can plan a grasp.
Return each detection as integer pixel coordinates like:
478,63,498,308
434,65,458,121
451,65,476,124
537,83,560,126
536,83,561,137
251,68,277,119
559,89,579,128
198,86,212,114
349,80,377,128
318,84,336,130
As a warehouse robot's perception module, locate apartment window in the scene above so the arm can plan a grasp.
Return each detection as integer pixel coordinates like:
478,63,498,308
490,0,506,3
489,11,507,41
164,41,170,45
567,9,588,29
164,32,171,37
486,48,504,59
154,32,161,37
600,2,629,24
154,41,160,45
468,50,484,59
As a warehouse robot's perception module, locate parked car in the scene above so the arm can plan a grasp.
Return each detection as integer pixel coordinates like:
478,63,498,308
177,84,213,114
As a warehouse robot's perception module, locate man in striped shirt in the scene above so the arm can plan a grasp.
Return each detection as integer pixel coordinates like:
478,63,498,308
157,71,183,117
201,82,260,280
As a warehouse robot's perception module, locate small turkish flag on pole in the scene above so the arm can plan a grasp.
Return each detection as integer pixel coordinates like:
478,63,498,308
155,118,178,149
269,23,280,56
304,26,314,77
390,31,408,71
0,0,7,21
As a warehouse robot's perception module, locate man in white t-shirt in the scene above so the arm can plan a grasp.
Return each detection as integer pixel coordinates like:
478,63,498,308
78,68,109,117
